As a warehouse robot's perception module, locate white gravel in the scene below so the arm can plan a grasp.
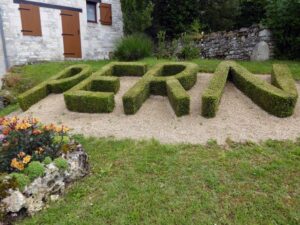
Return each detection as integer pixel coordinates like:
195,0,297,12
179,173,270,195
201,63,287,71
13,73,300,145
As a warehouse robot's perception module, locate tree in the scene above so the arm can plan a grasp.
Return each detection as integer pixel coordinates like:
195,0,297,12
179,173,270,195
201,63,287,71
120,0,154,34
236,0,267,28
150,0,241,38
264,0,300,58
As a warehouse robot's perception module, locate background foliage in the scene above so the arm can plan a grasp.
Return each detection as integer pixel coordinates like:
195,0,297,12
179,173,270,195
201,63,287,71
264,0,300,59
120,0,300,59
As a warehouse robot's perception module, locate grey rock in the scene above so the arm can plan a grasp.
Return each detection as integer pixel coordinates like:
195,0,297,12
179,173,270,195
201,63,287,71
2,190,26,213
259,29,271,37
251,41,270,61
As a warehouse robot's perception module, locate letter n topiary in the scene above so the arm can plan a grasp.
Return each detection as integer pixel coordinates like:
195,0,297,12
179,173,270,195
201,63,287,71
18,64,92,111
123,62,198,116
64,62,148,113
201,61,298,118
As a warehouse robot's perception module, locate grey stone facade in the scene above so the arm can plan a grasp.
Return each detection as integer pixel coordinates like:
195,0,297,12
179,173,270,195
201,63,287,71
0,28,6,78
0,0,123,70
198,25,274,60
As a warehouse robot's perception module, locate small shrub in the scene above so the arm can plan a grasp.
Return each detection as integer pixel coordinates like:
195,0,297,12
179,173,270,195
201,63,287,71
9,173,30,191
1,73,35,95
156,31,179,59
0,176,18,199
43,157,52,165
114,33,153,61
24,161,45,181
54,158,68,171
177,33,200,60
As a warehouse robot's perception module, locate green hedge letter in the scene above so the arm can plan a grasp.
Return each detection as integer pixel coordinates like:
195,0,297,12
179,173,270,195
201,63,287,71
18,64,92,111
123,62,199,116
201,61,298,118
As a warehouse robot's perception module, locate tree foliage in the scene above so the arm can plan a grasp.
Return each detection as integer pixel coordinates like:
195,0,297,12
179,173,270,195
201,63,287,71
120,0,154,34
264,0,300,59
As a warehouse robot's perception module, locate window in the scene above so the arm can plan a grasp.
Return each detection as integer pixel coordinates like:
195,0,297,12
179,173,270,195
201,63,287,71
100,3,112,25
87,1,97,23
19,4,42,36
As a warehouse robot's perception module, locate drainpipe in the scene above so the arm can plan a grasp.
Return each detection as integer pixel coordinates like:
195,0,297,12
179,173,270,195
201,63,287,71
0,7,9,73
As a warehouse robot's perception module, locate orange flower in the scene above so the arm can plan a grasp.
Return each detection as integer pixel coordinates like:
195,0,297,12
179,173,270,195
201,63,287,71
33,129,42,135
31,118,39,124
15,122,32,130
18,151,26,158
2,128,10,135
23,155,32,164
55,125,70,133
43,123,56,131
11,158,25,171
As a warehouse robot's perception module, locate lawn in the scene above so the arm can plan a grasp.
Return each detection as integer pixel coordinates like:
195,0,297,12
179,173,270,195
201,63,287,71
18,136,300,225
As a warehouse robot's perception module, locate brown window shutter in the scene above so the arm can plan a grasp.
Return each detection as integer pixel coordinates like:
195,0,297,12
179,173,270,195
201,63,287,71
19,4,42,36
100,3,112,25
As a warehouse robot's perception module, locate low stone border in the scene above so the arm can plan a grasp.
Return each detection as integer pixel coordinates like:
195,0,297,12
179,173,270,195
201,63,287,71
0,144,89,222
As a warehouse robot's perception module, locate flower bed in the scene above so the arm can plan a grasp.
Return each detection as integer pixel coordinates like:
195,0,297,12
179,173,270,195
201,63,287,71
0,117,89,222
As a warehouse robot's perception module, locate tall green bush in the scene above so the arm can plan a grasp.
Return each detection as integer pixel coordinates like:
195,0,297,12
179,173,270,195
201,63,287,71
236,0,267,28
264,0,300,59
120,0,154,34
114,34,153,61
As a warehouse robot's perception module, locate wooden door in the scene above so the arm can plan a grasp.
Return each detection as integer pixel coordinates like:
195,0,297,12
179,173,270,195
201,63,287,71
61,10,82,58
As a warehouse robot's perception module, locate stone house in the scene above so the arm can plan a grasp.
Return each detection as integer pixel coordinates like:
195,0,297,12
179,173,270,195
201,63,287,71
0,0,123,77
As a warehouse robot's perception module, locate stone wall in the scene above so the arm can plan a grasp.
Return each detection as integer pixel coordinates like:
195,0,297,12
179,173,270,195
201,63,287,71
0,0,123,67
198,25,274,61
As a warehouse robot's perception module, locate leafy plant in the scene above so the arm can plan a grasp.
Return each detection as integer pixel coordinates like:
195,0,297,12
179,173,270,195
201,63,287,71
114,33,153,61
9,173,30,191
43,156,52,165
54,158,68,171
178,33,200,60
24,161,45,181
0,117,70,172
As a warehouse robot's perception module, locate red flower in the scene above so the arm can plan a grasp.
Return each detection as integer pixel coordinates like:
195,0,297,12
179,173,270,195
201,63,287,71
2,128,10,135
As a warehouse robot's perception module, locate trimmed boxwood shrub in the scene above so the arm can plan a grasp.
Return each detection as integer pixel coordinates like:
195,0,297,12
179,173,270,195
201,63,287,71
91,77,120,94
18,64,92,111
202,61,298,118
123,62,198,116
64,62,147,113
166,79,190,117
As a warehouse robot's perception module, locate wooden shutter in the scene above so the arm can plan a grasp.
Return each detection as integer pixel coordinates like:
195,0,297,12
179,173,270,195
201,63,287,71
19,4,42,36
100,3,112,25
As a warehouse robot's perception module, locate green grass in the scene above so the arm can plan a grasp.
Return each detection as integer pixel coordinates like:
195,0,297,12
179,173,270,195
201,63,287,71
0,104,19,116
18,136,300,225
10,60,111,85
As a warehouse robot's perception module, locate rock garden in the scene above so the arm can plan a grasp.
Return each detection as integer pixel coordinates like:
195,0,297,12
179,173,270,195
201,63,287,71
0,117,89,223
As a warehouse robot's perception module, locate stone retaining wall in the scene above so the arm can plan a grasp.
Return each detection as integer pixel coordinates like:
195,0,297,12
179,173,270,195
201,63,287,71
197,25,274,61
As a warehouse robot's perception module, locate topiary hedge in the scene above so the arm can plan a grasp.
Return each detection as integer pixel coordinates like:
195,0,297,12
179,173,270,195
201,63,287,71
64,62,148,113
166,78,190,117
123,62,198,116
202,61,298,118
18,64,92,111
